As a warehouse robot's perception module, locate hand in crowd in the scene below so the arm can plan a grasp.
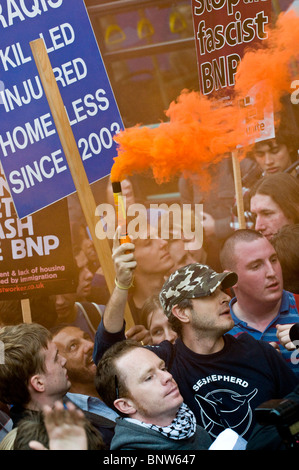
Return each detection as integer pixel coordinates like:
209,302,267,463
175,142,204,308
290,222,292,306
125,324,152,345
268,341,281,353
112,227,136,289
276,324,296,351
29,401,88,451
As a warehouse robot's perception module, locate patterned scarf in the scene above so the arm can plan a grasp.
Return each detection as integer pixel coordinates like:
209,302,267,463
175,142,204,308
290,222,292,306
127,403,197,440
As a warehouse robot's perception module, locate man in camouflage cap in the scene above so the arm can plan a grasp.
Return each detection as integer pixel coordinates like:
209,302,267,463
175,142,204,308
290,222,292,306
159,263,238,340
93,239,298,442
159,263,238,317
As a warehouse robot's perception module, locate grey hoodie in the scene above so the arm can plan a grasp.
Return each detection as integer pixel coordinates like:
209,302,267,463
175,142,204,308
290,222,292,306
110,417,212,451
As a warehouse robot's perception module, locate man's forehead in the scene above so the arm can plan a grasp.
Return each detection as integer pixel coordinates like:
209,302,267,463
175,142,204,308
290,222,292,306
236,238,275,261
53,326,88,345
251,194,276,210
116,348,161,375
254,138,277,151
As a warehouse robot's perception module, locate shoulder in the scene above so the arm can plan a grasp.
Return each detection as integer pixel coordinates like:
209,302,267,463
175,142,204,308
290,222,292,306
145,339,177,367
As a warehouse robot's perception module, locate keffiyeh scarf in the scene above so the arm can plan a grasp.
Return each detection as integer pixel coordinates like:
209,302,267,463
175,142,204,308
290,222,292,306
128,403,197,440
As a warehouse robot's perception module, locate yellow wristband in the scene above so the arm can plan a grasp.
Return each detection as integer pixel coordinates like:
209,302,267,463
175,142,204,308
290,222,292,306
115,278,133,290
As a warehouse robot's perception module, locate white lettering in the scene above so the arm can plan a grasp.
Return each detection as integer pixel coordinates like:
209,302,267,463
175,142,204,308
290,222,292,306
0,0,64,28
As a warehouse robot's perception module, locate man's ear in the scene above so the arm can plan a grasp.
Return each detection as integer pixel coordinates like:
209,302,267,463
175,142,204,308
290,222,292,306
113,398,136,416
172,304,191,323
29,374,45,393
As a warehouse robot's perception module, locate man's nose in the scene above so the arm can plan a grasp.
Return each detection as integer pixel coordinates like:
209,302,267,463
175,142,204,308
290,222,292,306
255,215,266,232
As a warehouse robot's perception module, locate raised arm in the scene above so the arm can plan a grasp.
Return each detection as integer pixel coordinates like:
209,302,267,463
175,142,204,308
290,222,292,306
93,229,137,364
103,229,136,333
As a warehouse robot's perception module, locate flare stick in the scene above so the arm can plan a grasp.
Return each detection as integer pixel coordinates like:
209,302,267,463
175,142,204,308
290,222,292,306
112,181,131,245
231,151,246,230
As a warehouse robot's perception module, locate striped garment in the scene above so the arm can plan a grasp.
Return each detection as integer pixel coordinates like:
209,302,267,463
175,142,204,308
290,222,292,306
228,291,299,377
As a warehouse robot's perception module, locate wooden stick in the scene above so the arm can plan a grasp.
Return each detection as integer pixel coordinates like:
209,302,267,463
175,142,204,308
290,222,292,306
231,151,246,230
21,298,32,323
30,38,134,330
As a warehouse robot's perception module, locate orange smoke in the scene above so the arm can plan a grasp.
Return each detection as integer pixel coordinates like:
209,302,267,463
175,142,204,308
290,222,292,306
110,10,299,187
111,92,253,189
235,10,299,114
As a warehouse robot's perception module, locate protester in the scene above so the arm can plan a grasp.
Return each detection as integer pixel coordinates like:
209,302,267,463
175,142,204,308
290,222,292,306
0,323,114,448
271,224,299,294
93,236,298,442
249,173,299,240
179,156,241,270
220,229,299,375
250,136,299,177
53,293,104,341
95,340,212,450
78,236,110,305
157,208,206,273
52,324,119,423
75,249,95,302
140,293,177,345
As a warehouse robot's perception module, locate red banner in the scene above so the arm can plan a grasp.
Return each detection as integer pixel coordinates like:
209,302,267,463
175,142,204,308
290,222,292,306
191,0,272,96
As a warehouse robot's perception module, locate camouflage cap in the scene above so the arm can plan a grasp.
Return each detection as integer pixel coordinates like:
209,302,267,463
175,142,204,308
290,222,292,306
159,263,238,317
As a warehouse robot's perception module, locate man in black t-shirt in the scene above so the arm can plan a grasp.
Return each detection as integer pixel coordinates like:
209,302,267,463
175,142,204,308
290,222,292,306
93,238,298,441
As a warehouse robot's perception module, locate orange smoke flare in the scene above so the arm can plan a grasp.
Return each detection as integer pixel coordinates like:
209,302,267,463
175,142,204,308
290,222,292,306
110,11,299,188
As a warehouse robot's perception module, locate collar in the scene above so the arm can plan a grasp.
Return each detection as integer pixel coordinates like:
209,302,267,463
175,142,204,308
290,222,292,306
230,290,289,327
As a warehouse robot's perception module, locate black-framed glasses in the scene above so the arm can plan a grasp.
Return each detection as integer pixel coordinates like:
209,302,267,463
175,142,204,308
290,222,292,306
114,374,119,400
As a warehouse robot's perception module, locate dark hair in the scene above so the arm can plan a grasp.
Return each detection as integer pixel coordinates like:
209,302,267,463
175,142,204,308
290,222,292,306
220,229,264,271
249,173,299,223
140,293,162,328
95,340,142,414
167,298,193,338
0,324,52,406
271,224,299,294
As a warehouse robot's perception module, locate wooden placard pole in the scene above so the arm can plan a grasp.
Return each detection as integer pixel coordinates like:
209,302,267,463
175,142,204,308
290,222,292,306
29,38,134,330
231,151,246,230
21,298,32,323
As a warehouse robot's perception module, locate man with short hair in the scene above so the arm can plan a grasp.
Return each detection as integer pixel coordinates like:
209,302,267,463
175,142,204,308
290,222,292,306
0,323,114,448
52,324,118,423
95,339,212,450
0,323,70,427
220,229,299,375
93,236,298,442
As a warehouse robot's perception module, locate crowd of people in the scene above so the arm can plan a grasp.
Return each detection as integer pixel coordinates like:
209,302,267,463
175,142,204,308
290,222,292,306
0,129,299,451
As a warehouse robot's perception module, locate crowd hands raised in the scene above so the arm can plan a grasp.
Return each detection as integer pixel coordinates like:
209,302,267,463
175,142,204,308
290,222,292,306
1,121,299,450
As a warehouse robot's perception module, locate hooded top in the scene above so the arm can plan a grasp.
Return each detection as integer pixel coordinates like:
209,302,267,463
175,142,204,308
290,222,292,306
110,417,212,451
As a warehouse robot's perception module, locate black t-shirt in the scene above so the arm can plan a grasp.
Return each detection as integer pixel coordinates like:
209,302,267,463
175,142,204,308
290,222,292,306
93,323,299,441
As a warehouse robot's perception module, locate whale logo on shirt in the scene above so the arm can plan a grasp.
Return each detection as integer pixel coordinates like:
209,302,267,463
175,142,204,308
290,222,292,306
195,388,258,438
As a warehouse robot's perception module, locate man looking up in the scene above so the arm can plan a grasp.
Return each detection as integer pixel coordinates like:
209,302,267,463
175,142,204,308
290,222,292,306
0,323,114,448
52,325,118,424
0,323,70,427
93,234,298,441
95,340,212,450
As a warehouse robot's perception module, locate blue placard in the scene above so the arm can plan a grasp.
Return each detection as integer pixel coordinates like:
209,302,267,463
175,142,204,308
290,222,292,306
0,0,123,219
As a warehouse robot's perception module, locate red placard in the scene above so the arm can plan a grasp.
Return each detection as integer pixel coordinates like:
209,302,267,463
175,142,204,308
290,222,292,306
191,0,271,96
